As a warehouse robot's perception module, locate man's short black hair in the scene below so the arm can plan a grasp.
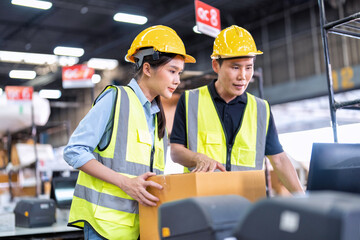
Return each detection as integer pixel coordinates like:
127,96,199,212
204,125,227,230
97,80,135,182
216,56,256,66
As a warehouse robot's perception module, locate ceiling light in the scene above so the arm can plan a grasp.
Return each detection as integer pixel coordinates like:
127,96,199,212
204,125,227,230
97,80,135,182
53,46,84,57
39,89,62,99
11,0,52,10
58,56,79,66
0,50,78,66
87,58,118,70
193,25,202,34
23,53,57,65
9,70,36,79
113,13,148,25
0,50,56,64
92,74,101,84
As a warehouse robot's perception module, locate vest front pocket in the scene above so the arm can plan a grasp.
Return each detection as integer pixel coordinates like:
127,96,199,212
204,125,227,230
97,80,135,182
235,148,256,168
137,129,151,145
127,129,152,164
205,132,221,145
200,131,222,160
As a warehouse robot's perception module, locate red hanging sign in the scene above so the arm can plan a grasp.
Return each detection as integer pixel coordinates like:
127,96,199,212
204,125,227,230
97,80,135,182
62,64,94,89
195,0,221,38
5,86,33,101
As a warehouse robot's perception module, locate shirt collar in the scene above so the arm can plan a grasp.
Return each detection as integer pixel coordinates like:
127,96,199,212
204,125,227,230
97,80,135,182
208,79,247,104
128,78,160,114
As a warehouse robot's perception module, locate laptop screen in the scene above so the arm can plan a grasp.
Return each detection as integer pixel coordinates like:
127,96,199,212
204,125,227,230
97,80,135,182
50,171,78,209
307,142,360,194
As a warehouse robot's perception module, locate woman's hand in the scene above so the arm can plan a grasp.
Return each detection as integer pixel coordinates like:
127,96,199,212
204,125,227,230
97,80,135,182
79,160,163,206
121,172,163,207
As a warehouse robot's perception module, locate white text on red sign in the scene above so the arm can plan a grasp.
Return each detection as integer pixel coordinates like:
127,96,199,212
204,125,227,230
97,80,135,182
197,7,219,27
62,64,94,81
195,0,220,29
5,86,33,101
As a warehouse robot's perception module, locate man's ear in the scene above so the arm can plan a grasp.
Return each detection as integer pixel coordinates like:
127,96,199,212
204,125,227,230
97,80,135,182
142,62,151,77
212,59,219,73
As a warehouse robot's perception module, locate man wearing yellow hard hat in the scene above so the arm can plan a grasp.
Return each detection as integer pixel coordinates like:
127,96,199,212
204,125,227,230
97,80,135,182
170,25,304,194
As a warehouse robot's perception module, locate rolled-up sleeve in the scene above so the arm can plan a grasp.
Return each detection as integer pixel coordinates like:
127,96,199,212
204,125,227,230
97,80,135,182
63,89,115,169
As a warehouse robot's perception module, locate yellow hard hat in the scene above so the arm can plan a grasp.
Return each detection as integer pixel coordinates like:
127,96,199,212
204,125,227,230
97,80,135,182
125,25,196,64
211,25,263,59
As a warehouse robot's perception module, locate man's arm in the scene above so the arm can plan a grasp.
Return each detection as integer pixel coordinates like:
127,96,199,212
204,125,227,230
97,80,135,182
170,93,225,172
267,152,304,194
171,143,226,172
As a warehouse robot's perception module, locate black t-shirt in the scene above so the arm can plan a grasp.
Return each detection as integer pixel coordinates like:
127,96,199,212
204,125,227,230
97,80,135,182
170,80,284,156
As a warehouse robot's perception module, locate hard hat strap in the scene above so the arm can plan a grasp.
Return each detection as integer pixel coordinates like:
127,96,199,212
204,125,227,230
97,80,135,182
133,48,160,68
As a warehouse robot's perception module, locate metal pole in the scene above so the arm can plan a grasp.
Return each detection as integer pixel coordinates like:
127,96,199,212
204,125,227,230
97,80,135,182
31,101,40,196
318,0,338,142
7,131,14,202
335,99,360,109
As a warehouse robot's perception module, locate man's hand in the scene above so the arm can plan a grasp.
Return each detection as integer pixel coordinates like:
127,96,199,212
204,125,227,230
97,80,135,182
121,172,163,207
192,153,226,172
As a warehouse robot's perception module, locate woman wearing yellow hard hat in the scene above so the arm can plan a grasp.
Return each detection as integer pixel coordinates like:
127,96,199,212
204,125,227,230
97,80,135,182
63,25,195,240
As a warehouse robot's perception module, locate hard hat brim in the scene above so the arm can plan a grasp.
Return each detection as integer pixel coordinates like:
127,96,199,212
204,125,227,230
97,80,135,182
125,52,196,63
184,54,196,63
211,51,263,59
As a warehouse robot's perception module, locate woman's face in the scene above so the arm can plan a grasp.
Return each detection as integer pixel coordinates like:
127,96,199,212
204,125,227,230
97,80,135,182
148,55,184,99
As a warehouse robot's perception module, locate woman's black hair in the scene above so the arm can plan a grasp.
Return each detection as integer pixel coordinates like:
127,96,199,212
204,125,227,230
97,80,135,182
134,52,179,139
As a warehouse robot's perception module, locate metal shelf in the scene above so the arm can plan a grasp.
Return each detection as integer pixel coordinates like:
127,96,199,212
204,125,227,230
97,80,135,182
318,0,360,142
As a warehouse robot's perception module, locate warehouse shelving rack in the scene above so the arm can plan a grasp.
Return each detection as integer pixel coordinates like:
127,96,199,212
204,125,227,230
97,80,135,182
2,120,71,201
318,0,360,142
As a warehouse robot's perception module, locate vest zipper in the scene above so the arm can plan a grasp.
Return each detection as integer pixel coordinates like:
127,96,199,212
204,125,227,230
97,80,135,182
207,86,248,172
226,144,232,171
226,95,247,171
208,86,233,171
150,146,155,172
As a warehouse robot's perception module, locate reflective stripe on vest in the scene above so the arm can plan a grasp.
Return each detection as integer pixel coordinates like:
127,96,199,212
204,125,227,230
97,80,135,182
186,86,269,171
68,85,167,239
74,184,138,214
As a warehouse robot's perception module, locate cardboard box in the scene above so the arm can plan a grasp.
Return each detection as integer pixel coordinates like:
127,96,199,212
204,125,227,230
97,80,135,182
139,170,266,240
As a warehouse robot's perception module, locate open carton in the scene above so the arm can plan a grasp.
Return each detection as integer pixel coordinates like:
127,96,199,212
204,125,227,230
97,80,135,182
139,170,266,240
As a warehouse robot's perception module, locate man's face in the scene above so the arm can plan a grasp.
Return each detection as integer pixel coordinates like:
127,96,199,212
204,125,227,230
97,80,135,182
212,57,254,103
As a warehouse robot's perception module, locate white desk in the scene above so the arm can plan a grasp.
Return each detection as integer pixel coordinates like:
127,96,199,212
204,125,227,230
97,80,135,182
0,220,82,239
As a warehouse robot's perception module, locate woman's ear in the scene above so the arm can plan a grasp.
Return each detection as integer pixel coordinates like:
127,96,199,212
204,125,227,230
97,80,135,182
142,62,151,77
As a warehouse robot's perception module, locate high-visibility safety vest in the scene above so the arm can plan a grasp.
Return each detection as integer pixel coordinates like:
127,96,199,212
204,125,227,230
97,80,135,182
185,85,269,171
68,85,167,240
